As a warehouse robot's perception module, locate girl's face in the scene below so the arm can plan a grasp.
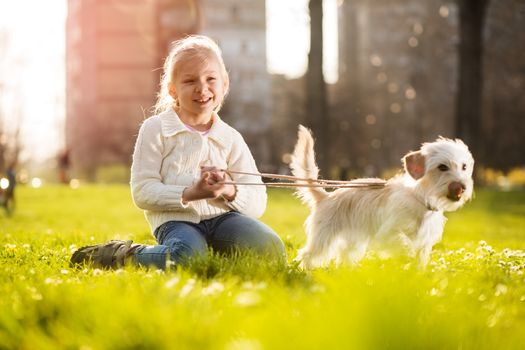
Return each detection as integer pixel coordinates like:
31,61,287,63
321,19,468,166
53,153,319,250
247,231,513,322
168,53,228,121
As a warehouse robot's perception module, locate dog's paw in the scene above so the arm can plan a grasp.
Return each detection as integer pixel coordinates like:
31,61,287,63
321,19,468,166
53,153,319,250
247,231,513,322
293,252,312,270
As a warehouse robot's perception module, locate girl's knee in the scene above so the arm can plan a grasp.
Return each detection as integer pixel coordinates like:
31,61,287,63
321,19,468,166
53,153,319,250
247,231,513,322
166,238,208,263
248,230,287,260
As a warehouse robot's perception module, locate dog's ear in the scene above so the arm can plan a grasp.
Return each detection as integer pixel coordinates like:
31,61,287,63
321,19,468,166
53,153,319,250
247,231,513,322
403,151,426,180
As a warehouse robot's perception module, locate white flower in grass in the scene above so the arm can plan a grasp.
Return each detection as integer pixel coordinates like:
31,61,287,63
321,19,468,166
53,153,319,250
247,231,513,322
60,269,69,275
44,277,63,285
242,281,254,289
4,243,16,250
429,288,439,296
31,293,43,301
202,281,225,296
310,284,326,293
164,277,180,289
486,309,504,328
479,240,487,247
225,338,262,350
503,248,525,258
179,278,196,297
463,252,474,261
242,281,267,290
476,243,494,255
495,284,508,297
497,260,507,268
255,282,267,290
234,291,261,307
92,269,103,276
27,287,43,301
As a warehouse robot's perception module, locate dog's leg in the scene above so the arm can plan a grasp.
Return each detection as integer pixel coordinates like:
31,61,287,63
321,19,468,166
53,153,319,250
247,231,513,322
414,211,446,268
398,233,416,258
418,246,433,268
346,236,369,266
332,238,348,266
295,236,331,269
295,219,336,269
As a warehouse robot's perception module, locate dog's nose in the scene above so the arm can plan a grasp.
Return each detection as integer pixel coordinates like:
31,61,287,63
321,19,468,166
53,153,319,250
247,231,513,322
447,182,466,201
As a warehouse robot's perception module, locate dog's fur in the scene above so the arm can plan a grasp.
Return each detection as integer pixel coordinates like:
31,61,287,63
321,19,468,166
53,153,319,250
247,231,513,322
290,125,474,268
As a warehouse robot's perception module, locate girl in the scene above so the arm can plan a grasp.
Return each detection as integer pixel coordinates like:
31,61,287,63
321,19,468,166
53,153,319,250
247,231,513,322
72,35,286,269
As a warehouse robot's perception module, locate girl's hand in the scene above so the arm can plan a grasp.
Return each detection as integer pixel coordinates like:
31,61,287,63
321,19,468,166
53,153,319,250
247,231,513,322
182,168,236,203
201,166,236,200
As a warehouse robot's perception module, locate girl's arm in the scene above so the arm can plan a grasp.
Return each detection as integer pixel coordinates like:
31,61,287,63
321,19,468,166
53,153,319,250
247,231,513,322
130,117,191,211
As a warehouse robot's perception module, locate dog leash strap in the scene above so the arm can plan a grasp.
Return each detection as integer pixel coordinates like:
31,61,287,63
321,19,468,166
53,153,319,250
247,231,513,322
221,169,316,182
220,169,385,186
220,181,385,189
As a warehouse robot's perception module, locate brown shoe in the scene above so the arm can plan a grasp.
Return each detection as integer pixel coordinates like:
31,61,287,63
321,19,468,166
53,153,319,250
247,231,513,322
70,240,142,269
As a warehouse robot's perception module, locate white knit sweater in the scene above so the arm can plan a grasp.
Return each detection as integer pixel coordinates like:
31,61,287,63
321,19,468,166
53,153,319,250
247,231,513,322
130,108,267,233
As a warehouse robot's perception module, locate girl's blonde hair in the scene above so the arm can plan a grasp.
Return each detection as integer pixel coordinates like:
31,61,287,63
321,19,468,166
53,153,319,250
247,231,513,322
153,35,230,115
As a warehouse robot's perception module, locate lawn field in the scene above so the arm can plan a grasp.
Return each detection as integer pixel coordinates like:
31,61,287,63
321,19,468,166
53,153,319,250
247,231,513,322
1,185,525,349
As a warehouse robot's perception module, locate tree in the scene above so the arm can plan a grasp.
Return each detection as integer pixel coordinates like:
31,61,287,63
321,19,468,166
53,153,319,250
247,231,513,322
0,29,23,173
455,0,490,165
306,0,330,177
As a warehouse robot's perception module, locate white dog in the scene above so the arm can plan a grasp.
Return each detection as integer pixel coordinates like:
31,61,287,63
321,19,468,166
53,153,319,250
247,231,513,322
290,125,474,268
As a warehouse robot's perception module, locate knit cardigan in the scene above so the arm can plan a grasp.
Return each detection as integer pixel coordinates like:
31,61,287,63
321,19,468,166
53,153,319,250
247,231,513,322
130,108,267,233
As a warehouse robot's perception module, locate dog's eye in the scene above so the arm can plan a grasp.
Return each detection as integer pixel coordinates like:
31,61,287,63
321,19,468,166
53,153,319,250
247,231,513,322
462,163,467,171
437,164,449,172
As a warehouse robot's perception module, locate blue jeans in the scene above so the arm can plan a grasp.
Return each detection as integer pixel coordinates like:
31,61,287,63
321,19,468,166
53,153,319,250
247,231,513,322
134,212,286,269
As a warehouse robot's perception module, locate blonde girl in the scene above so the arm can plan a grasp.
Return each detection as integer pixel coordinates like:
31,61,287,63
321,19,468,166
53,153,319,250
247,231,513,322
72,35,285,269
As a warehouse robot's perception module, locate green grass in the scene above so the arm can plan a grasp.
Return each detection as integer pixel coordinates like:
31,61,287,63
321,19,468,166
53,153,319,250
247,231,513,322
1,185,525,349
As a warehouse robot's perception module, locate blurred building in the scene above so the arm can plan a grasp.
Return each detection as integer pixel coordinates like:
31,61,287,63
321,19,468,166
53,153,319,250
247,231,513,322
200,0,272,169
66,0,271,179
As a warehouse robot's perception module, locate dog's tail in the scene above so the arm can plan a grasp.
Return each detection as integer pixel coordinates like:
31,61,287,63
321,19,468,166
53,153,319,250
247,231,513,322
290,125,328,208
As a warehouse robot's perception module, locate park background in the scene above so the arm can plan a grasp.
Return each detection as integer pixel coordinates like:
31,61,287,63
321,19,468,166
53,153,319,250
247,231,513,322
1,1,525,349
0,0,524,185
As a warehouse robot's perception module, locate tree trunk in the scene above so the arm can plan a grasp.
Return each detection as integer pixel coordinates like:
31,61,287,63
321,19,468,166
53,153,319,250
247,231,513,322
456,0,489,164
306,0,330,177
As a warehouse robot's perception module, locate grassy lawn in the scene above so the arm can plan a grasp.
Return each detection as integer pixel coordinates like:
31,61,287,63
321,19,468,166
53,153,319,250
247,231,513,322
1,185,524,349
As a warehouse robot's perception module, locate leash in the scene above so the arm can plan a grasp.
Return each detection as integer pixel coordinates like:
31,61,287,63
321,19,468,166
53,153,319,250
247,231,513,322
218,169,386,189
